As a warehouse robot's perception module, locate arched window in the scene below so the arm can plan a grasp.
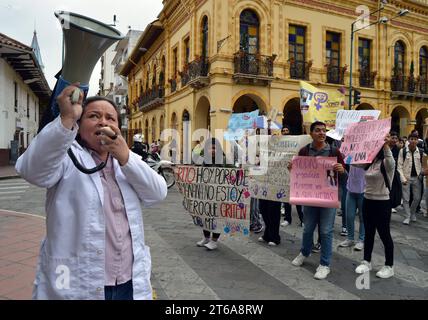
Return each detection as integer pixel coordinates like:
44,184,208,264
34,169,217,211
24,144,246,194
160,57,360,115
394,41,405,75
182,110,190,122
420,46,428,79
153,64,157,86
202,16,209,58
239,9,259,55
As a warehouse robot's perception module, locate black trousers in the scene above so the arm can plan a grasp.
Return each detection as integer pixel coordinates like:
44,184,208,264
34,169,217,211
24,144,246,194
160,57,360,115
203,230,220,240
284,203,303,224
259,199,281,244
362,198,394,266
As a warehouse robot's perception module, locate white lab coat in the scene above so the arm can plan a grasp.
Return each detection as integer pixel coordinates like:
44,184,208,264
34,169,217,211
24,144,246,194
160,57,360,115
16,117,167,300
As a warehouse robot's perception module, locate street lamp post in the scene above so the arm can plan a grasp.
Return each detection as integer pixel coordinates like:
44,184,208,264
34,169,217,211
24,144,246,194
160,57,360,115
348,5,387,109
348,5,409,110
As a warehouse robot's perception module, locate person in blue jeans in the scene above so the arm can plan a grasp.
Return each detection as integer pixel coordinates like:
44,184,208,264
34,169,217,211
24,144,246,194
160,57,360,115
339,166,365,250
290,121,347,280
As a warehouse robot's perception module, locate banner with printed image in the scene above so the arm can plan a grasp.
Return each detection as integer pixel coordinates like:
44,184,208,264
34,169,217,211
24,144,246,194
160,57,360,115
175,166,251,236
300,81,345,130
224,110,259,141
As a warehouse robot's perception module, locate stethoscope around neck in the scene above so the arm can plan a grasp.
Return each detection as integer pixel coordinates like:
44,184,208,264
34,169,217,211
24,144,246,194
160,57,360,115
67,148,109,175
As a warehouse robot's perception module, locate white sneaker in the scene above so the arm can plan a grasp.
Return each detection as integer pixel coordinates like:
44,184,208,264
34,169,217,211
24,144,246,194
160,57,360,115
292,253,306,267
391,208,397,213
376,266,394,279
354,241,364,251
258,236,265,242
403,218,410,225
314,265,331,280
411,215,417,222
355,260,372,274
196,238,210,247
268,242,277,246
204,240,218,250
281,221,290,227
339,239,354,247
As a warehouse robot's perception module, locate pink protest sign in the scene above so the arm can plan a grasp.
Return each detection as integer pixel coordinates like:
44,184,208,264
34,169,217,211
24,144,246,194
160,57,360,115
340,117,391,165
289,156,340,208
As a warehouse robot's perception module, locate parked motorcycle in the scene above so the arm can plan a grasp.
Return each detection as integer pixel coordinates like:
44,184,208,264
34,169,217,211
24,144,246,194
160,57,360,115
145,152,175,189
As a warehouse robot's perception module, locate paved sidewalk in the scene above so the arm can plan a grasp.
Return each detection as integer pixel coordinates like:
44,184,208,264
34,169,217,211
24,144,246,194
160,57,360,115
0,210,44,300
0,166,19,180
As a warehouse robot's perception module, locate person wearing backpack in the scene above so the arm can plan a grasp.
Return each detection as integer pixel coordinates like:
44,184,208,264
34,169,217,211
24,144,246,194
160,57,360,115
355,134,396,279
290,121,347,280
397,133,426,225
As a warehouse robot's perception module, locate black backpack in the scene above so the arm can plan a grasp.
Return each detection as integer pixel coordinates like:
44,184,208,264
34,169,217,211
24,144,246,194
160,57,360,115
380,161,402,208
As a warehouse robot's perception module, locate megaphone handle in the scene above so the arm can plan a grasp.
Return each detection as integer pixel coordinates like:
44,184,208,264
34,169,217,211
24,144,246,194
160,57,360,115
50,76,89,118
71,88,81,104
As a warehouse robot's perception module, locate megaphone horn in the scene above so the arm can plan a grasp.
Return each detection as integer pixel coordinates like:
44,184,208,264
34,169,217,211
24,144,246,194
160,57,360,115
50,11,124,118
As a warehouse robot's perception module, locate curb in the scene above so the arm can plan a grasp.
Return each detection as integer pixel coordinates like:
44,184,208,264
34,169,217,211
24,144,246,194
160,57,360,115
0,175,20,181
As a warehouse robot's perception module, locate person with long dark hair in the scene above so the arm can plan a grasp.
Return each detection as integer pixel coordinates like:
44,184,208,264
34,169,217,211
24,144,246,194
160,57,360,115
355,134,395,279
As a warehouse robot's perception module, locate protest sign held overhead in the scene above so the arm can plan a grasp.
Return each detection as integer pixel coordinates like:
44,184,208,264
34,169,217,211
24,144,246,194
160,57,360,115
249,135,312,202
289,156,340,208
300,81,345,130
224,110,259,141
326,110,381,141
340,118,391,164
175,166,251,236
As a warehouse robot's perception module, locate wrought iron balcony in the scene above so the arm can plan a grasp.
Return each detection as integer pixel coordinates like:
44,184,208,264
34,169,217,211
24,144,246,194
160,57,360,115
233,51,276,85
183,57,210,89
169,78,177,93
391,74,416,95
289,59,312,80
139,85,165,112
418,76,428,95
325,64,347,85
359,69,376,88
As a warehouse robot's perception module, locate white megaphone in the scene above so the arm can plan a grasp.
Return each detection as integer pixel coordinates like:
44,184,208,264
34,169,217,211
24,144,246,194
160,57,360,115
49,11,124,118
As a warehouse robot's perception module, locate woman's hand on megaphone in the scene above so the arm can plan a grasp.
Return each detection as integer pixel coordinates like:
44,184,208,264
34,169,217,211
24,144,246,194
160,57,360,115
57,83,84,130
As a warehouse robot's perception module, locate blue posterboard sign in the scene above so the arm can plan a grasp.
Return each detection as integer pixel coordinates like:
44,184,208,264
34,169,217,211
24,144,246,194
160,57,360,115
224,110,259,141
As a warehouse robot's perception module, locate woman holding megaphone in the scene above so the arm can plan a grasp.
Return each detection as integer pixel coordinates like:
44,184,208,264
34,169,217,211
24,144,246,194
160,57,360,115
16,84,168,300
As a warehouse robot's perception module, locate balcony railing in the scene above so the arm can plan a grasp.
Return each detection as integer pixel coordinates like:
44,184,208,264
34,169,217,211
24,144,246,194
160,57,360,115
325,64,347,84
418,76,428,95
177,58,210,89
390,74,428,100
233,51,276,85
169,78,177,93
138,85,165,111
289,60,312,80
359,69,377,88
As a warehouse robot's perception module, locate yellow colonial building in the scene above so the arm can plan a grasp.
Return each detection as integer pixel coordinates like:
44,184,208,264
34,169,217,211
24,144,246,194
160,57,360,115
121,0,428,151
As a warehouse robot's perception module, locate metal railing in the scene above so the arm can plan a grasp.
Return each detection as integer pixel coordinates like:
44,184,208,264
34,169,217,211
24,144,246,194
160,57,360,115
289,60,311,80
233,51,275,77
326,64,347,84
359,69,376,88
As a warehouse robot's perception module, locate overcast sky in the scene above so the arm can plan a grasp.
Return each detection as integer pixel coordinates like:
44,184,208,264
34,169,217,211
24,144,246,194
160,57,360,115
0,0,163,95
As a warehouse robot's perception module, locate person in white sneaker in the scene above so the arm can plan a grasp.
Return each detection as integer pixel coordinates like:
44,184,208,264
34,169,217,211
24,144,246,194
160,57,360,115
339,166,365,251
357,134,395,279
397,133,425,225
290,122,347,280
194,138,233,251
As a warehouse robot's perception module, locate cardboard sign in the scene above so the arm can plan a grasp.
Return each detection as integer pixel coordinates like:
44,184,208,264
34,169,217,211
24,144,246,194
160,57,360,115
327,110,381,141
248,135,312,202
175,166,251,236
340,118,391,164
300,81,345,130
289,156,340,208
